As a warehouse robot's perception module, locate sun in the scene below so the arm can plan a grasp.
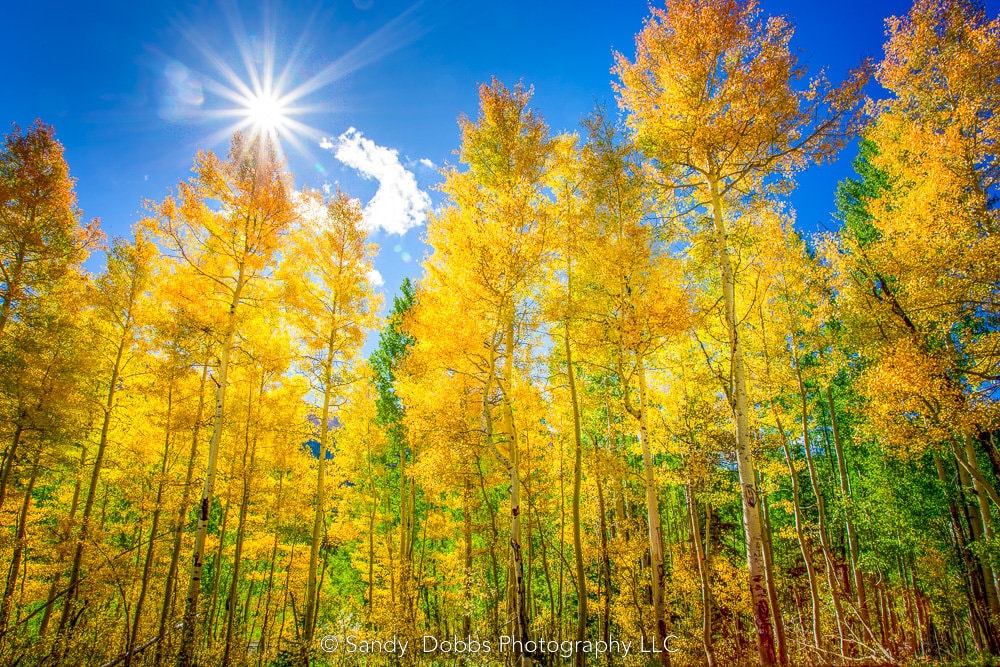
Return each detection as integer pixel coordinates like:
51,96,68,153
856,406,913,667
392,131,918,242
245,91,289,133
172,3,427,158
176,15,317,156
203,63,314,155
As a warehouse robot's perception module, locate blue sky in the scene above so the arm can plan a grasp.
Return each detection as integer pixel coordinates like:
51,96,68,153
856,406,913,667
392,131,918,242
5,0,996,307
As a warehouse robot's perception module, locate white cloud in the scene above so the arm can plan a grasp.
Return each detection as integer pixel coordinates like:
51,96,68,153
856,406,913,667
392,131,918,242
367,268,385,287
418,158,435,169
321,128,431,235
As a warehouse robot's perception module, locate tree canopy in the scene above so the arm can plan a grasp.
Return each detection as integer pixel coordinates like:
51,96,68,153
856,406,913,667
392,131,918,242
1,1,999,666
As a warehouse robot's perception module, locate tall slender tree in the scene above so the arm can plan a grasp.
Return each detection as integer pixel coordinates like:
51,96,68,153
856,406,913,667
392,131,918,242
615,1,867,661
57,233,154,641
0,120,100,342
150,133,296,667
281,188,379,661
412,79,555,667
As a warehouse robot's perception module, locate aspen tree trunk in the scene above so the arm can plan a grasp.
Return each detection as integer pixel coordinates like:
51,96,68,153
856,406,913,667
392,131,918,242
905,561,925,656
962,436,1000,606
759,481,787,665
258,471,284,666
558,434,566,640
495,314,532,666
399,451,410,623
630,355,670,667
479,321,530,663
156,362,208,667
243,578,256,633
278,550,296,646
704,501,711,559
565,319,587,667
508,419,531,664
126,385,174,667
40,444,86,637
794,363,848,656
826,386,872,634
533,510,555,637
399,430,416,640
319,539,333,626
775,415,823,654
615,476,629,543
386,506,397,606
207,486,233,639
0,448,40,637
956,451,1000,621
896,553,917,658
177,269,244,667
594,445,612,663
463,477,474,637
368,498,376,618
221,471,250,666
475,460,502,638
0,243,25,341
685,484,716,667
886,585,899,651
526,490,535,622
935,453,996,652
305,336,336,658
249,565,264,644
223,384,259,666
708,173,775,665
0,416,25,512
874,580,889,649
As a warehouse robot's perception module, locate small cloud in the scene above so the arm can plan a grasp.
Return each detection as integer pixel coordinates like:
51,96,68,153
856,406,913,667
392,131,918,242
418,158,435,169
321,128,431,235
367,268,385,287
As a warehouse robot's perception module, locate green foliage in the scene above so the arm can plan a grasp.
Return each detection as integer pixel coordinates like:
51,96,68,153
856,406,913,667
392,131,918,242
2,2,1000,666
369,277,416,449
834,139,892,249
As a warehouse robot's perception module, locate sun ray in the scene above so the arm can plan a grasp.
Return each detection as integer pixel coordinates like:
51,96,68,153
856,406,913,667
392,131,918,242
165,1,427,163
280,3,427,105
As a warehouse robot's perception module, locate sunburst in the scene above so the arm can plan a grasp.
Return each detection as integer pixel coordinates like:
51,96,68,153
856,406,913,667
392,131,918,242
245,92,287,133
168,3,427,159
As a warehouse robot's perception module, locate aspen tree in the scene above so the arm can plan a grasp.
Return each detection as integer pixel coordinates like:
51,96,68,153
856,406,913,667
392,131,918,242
281,188,379,659
57,233,153,646
411,79,554,666
0,121,99,341
150,134,295,667
573,111,688,666
0,122,99,516
615,1,866,661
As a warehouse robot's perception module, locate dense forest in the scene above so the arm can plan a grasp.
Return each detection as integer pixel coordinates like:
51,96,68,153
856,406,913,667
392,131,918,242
1,0,999,665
